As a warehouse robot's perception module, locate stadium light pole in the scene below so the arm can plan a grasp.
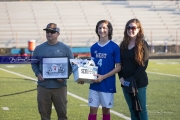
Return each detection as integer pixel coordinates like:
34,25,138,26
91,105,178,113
16,32,17,48
70,31,72,48
164,41,167,53
151,30,154,53
176,30,178,53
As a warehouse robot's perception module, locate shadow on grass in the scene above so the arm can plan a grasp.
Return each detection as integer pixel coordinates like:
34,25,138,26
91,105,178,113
0,88,37,97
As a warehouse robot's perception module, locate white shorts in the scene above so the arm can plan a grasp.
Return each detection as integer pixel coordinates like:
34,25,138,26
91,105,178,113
88,89,114,108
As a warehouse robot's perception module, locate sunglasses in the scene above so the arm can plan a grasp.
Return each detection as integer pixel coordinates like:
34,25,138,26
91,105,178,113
46,30,57,34
126,26,138,31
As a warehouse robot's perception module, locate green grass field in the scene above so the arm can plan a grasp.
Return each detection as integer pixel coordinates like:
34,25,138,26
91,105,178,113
0,59,180,120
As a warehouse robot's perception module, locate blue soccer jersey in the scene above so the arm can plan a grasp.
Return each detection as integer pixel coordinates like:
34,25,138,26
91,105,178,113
90,40,121,93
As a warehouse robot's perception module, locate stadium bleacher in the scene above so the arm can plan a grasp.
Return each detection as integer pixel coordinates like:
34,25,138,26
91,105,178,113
0,1,179,54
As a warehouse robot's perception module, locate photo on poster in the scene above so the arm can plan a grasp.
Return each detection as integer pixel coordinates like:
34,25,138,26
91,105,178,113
42,57,69,79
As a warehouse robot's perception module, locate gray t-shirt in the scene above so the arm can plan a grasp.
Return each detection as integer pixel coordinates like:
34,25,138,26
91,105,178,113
31,41,74,88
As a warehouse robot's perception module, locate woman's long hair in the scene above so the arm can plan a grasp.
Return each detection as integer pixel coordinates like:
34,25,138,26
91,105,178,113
95,20,113,40
120,18,146,66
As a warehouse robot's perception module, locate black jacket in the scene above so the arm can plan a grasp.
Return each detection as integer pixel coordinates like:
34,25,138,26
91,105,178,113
118,40,149,88
124,76,142,120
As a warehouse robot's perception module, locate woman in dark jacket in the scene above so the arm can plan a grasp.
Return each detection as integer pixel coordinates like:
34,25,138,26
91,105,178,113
118,18,149,120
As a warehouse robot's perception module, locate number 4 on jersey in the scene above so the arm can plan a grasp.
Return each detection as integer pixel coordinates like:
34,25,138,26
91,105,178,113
97,59,102,67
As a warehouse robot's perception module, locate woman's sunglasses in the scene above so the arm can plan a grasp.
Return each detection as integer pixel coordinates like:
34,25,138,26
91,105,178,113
126,26,138,31
46,30,57,34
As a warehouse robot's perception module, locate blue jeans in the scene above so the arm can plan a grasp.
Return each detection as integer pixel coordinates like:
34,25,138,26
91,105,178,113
122,86,148,120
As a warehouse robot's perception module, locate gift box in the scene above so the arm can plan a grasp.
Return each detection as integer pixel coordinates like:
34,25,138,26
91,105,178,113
70,59,98,84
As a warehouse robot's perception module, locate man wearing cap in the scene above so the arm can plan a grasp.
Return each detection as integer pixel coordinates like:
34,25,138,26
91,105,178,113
31,23,74,120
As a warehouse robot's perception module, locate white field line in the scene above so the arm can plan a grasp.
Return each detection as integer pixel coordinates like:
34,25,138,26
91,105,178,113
68,92,131,120
147,71,180,78
2,107,9,110
0,67,130,120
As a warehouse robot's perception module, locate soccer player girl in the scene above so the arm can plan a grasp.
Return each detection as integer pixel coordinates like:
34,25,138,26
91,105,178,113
79,20,121,120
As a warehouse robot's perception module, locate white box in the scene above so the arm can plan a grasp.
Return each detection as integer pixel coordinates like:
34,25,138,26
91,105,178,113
70,59,98,84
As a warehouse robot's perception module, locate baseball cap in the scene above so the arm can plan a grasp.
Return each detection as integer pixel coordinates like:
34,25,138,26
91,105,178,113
43,23,60,32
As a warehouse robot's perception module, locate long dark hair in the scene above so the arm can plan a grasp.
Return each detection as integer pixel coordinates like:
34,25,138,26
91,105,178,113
120,18,146,66
95,20,113,40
